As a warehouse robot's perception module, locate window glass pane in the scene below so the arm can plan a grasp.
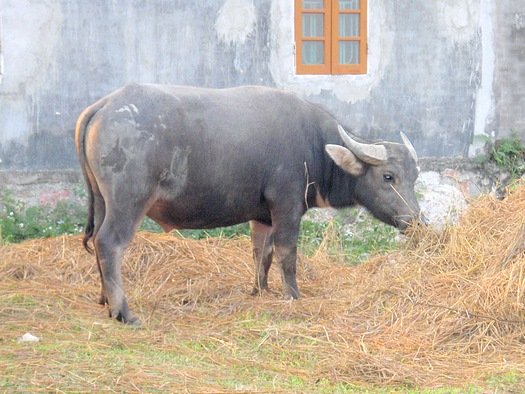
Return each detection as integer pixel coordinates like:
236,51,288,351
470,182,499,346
339,14,359,37
339,41,359,64
339,0,359,10
302,14,324,37
303,41,324,64
303,0,324,9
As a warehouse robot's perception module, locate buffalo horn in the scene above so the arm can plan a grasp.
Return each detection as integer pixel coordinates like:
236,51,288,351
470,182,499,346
400,132,418,163
337,125,387,165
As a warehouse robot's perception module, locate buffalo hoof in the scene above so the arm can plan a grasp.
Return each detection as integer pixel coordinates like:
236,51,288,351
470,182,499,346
109,308,141,327
282,288,300,300
251,286,269,296
116,313,141,327
125,317,142,328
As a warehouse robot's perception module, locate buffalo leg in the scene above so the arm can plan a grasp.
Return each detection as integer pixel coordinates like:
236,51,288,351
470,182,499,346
274,243,300,299
250,220,274,295
271,213,302,299
93,208,142,325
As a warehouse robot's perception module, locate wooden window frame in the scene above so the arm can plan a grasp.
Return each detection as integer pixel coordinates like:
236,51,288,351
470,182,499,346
295,0,367,75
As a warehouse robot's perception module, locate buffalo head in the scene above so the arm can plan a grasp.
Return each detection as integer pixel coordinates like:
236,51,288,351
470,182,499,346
326,125,423,231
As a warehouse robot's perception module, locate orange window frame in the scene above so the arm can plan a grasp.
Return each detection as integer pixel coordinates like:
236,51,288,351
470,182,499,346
295,0,367,75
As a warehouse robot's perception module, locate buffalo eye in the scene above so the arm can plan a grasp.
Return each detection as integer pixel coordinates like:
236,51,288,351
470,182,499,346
383,173,394,183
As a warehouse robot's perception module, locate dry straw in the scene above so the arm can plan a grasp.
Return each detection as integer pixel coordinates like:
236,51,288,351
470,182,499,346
3,184,525,389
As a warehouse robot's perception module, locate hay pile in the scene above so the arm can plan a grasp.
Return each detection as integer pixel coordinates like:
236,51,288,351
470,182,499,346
3,184,525,390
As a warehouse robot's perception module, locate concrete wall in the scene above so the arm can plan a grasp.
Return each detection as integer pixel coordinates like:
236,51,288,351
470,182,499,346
0,0,523,171
492,0,525,139
0,0,274,169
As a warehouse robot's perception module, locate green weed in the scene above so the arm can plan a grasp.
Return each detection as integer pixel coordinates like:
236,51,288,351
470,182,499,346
0,188,398,266
489,134,525,179
486,370,525,392
299,211,398,263
0,294,38,307
0,190,84,243
173,223,251,239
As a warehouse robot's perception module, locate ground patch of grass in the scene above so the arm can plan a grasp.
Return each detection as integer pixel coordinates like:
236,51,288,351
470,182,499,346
1,189,399,266
4,186,525,392
298,210,398,262
0,191,85,243
0,289,364,392
2,229,525,393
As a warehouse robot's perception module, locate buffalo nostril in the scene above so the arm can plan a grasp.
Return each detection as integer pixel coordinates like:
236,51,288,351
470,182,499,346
396,213,426,234
395,217,411,232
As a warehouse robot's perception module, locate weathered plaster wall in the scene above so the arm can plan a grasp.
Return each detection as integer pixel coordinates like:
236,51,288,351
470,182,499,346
0,0,273,169
492,0,525,139
271,0,484,157
0,0,522,172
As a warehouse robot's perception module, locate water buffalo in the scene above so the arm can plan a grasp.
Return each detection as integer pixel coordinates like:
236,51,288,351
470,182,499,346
75,84,422,325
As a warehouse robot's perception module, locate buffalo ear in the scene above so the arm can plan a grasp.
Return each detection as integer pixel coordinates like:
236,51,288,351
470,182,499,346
325,144,365,176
